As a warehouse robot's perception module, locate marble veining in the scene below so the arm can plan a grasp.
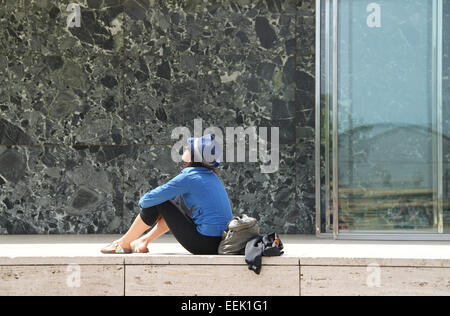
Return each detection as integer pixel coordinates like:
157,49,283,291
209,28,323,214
0,145,124,234
0,54,124,145
0,0,317,234
0,0,124,56
125,52,298,145
124,0,299,56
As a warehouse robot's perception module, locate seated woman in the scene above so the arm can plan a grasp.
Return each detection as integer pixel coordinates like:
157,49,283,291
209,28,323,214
101,134,233,255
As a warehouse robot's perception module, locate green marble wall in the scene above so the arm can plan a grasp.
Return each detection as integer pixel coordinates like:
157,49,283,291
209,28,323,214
0,0,316,234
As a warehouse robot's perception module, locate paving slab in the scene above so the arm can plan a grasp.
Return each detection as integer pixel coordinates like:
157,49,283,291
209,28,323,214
1,234,450,267
1,235,450,296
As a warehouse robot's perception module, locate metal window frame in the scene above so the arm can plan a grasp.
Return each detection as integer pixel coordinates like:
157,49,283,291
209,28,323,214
315,0,322,236
315,0,449,240
324,0,332,234
318,232,450,241
331,0,339,239
436,0,444,234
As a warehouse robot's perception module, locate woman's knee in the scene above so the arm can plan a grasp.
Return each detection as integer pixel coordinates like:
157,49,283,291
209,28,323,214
139,206,159,227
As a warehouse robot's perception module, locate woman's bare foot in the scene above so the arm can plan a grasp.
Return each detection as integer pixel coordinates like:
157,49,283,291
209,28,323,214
100,239,132,254
112,238,133,250
130,238,149,253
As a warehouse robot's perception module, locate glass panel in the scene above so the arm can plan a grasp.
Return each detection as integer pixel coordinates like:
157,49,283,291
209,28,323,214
336,0,439,233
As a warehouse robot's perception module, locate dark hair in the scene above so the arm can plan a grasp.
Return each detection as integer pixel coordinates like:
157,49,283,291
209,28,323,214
181,161,219,175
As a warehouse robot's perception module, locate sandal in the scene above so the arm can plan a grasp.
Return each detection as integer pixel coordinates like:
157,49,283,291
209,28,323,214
130,240,149,253
101,241,132,254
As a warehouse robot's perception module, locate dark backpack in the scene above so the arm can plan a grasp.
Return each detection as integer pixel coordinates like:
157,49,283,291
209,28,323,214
245,232,284,274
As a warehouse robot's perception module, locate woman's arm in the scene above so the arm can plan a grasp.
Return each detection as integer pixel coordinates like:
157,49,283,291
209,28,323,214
139,173,190,209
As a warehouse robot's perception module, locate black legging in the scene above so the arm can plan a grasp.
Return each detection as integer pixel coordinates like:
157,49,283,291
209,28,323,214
139,200,223,255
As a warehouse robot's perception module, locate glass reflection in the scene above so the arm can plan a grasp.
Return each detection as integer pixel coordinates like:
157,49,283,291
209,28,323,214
336,0,443,233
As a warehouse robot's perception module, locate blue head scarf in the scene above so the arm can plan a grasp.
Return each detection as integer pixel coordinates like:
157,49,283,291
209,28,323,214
187,134,222,169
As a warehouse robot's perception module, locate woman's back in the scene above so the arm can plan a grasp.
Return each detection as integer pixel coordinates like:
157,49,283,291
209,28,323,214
182,167,233,236
139,166,233,236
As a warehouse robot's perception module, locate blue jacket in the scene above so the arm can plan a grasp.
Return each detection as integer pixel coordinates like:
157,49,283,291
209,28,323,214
138,167,233,237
